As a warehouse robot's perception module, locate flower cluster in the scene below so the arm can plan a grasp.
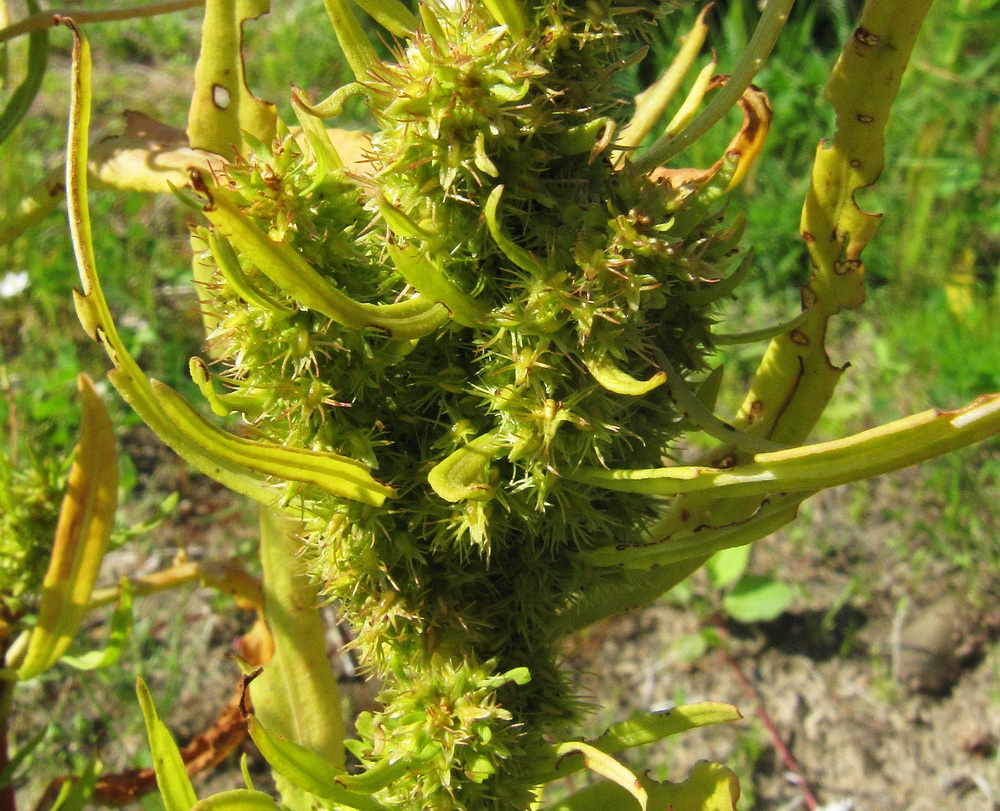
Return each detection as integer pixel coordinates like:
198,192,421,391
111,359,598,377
193,0,744,804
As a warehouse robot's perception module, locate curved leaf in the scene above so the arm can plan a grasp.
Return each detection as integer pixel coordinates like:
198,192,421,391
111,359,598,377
17,374,119,680
191,789,279,809
193,175,449,339
428,432,506,502
150,380,396,506
0,0,49,144
571,394,1000,500
533,702,742,785
583,352,665,396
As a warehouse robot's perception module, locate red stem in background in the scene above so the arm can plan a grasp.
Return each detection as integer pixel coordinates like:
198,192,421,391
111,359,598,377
717,638,820,811
0,679,16,811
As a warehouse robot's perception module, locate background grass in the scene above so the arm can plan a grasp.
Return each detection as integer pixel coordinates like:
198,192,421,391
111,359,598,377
1,0,998,806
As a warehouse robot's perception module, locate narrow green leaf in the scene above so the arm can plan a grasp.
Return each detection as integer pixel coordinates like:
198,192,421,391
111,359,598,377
615,6,711,158
322,0,379,83
191,789,279,809
386,243,488,328
248,716,388,810
194,177,449,339
375,194,433,239
595,702,743,752
289,90,344,192
207,229,290,312
291,81,369,120
585,494,804,569
573,394,1000,501
678,250,754,306
60,17,276,510
351,0,417,36
250,510,348,810
633,0,795,171
335,758,408,793
239,754,255,790
150,380,396,506
481,0,526,38
712,307,811,346
484,186,547,275
0,0,48,144
0,723,51,789
583,352,665,396
551,743,647,810
48,758,101,811
136,677,197,811
104,368,281,508
685,366,725,418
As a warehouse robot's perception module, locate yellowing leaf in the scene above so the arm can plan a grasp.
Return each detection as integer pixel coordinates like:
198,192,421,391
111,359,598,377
17,374,118,680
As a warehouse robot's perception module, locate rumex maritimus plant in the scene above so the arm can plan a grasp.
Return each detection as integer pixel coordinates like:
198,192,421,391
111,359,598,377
2,0,1000,808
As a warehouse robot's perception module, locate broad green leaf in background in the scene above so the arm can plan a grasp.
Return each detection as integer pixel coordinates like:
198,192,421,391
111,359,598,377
722,575,794,624
533,703,742,785
706,546,751,590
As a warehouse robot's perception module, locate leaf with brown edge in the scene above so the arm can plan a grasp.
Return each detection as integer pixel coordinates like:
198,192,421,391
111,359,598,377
646,78,772,193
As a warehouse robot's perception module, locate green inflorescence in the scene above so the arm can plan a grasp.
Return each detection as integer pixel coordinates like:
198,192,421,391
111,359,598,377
193,0,746,805
0,446,64,624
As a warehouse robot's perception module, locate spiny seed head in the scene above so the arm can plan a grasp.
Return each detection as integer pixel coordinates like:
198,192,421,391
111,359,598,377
195,0,745,801
0,450,65,623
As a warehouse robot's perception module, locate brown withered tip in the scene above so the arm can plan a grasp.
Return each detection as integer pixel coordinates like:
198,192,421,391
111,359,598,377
240,667,264,717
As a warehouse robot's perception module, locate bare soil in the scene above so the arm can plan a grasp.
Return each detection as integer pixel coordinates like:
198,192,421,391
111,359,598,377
566,480,1000,810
